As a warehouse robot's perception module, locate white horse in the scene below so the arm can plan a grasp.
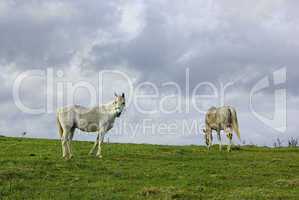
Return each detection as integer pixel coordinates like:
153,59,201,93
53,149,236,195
57,93,126,159
203,106,241,152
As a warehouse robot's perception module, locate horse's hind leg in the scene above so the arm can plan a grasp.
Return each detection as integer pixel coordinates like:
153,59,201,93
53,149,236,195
61,131,69,159
67,127,75,159
89,133,99,155
60,127,73,159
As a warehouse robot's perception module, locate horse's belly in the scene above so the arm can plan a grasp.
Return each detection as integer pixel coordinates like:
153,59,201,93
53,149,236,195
75,116,100,132
77,126,99,132
76,119,113,133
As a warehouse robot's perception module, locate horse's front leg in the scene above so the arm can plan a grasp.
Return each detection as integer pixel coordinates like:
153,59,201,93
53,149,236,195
96,132,105,158
217,131,222,151
89,133,99,155
208,133,213,150
205,128,213,151
225,128,233,152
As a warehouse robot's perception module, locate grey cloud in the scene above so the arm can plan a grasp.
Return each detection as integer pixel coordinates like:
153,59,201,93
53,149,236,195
0,0,121,68
0,0,298,145
84,1,299,96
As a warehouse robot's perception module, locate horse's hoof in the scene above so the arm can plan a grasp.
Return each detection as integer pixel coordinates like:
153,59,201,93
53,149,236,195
96,155,103,159
62,154,73,160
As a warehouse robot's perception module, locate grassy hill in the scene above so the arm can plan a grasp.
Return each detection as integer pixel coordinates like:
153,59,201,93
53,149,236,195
0,137,298,200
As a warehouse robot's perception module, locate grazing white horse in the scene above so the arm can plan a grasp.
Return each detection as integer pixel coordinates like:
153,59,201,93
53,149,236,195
203,106,241,152
57,93,126,159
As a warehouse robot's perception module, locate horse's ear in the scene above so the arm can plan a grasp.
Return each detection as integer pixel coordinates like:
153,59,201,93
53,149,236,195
122,93,125,98
114,92,118,97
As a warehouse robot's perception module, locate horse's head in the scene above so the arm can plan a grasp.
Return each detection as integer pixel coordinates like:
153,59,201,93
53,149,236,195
113,92,126,117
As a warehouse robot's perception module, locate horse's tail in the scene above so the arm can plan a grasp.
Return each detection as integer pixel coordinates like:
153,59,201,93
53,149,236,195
57,114,63,139
229,107,241,140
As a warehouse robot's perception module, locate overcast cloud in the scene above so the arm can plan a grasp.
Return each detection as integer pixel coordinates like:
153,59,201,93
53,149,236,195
0,0,298,146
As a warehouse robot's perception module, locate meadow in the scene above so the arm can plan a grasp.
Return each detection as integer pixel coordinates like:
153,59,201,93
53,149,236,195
0,136,298,199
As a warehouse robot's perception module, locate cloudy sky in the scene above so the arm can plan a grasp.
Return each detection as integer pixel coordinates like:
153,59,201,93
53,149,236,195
0,0,298,146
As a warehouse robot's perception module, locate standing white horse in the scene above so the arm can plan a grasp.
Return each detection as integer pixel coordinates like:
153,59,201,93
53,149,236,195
57,93,126,159
203,106,241,152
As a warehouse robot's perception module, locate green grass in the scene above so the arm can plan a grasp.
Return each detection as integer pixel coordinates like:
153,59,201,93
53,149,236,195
0,137,298,200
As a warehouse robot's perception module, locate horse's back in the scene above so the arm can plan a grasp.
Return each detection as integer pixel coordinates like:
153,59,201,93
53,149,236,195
57,105,91,128
205,106,236,130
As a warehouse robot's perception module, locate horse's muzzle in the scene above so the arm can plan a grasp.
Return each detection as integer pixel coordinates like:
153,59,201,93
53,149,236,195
116,111,122,117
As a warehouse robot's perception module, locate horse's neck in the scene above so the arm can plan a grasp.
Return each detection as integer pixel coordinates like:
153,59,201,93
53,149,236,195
97,101,115,115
